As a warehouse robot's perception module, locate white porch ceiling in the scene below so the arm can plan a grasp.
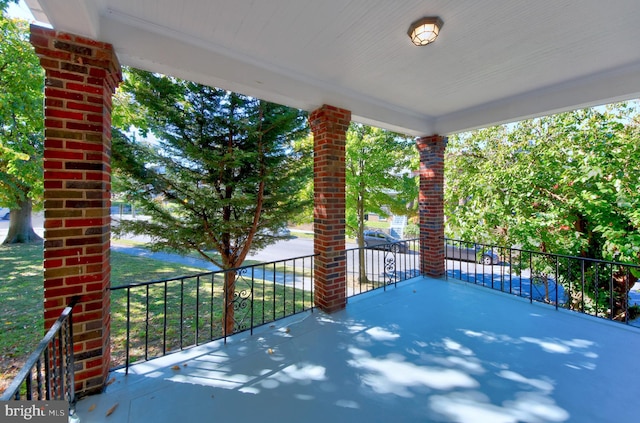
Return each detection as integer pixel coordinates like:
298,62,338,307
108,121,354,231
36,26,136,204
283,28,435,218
26,0,640,136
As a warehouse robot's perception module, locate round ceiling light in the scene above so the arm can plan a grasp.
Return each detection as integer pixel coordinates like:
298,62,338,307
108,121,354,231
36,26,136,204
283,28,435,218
407,17,443,46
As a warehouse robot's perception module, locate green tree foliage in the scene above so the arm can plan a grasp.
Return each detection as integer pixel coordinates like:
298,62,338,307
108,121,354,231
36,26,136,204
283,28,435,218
285,134,314,225
445,104,640,317
346,124,417,240
111,69,310,331
0,1,16,13
345,123,417,282
113,68,310,267
446,104,640,261
0,8,44,244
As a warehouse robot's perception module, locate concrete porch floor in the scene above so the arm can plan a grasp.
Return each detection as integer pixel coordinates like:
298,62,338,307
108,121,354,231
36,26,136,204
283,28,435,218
75,277,640,423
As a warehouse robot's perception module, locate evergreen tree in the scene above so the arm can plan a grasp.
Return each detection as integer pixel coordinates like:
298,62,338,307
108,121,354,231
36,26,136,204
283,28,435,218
112,69,310,333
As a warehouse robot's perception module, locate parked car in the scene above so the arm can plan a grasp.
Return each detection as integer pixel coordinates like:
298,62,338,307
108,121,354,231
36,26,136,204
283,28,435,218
362,230,408,253
446,242,499,265
261,226,291,237
0,208,9,220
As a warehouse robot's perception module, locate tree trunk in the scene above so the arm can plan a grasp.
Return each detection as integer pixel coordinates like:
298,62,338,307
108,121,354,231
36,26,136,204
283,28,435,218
357,193,369,284
223,270,237,335
612,269,638,321
2,198,42,244
358,244,369,284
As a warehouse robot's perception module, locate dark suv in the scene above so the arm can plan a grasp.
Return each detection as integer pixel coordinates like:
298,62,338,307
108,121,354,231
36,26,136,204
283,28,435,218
446,243,499,265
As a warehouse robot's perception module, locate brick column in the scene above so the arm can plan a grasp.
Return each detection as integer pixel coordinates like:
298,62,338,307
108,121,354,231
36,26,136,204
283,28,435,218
309,105,350,313
416,135,446,277
30,25,121,396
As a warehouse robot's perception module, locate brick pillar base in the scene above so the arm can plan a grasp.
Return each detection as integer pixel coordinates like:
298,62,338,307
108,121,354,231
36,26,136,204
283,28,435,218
416,135,446,277
309,105,351,313
30,25,121,397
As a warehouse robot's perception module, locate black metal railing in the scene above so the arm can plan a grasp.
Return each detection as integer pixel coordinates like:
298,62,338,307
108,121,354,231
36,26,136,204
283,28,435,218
1,298,78,406
445,238,640,326
346,238,421,297
110,255,316,372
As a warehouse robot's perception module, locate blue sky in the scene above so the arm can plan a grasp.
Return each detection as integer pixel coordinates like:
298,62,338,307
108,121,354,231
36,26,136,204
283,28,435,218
7,0,35,21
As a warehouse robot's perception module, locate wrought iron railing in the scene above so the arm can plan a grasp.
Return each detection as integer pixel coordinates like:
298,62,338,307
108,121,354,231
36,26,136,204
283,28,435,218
445,238,640,326
110,239,426,372
346,238,421,297
1,297,78,409
110,255,316,372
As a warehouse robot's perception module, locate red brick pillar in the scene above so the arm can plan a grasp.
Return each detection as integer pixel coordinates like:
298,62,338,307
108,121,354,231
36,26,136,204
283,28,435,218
309,105,350,313
30,25,121,396
416,135,446,277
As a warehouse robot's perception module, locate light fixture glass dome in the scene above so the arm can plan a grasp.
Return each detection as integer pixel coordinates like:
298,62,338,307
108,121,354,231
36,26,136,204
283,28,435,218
408,17,443,46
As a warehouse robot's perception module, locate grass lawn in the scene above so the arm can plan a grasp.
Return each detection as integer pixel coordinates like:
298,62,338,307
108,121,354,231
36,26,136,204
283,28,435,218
365,220,391,230
0,242,210,393
0,242,44,392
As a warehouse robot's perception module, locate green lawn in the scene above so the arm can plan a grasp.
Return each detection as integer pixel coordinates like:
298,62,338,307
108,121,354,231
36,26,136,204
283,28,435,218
0,242,44,388
0,243,209,391
365,220,391,230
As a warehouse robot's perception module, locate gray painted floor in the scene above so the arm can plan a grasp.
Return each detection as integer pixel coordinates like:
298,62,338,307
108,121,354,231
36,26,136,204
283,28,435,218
75,276,640,423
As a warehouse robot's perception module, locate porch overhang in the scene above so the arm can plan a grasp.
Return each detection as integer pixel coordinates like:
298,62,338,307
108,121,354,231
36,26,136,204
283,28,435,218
25,0,640,136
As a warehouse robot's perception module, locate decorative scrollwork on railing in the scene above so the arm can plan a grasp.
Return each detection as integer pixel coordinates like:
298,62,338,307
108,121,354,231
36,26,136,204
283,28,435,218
232,268,253,332
384,251,397,285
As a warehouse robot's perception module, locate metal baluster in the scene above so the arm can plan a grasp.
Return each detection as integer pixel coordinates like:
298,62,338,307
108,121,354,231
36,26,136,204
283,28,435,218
625,266,630,325
262,264,266,324
125,288,131,373
26,366,33,400
595,264,599,318
273,262,277,322
210,273,215,340
283,262,287,318
145,285,149,362
250,267,255,335
44,348,51,400
180,278,184,349
566,258,572,310
163,281,168,354
293,259,297,313
196,275,201,345
609,263,614,320
529,253,533,304
555,256,559,309
581,260,586,313
36,358,43,400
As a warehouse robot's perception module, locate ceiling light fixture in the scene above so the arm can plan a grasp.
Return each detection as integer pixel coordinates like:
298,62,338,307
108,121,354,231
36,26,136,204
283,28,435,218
407,16,443,46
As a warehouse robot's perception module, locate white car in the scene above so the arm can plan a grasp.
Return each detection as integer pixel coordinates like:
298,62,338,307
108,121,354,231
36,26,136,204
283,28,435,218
0,208,9,220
